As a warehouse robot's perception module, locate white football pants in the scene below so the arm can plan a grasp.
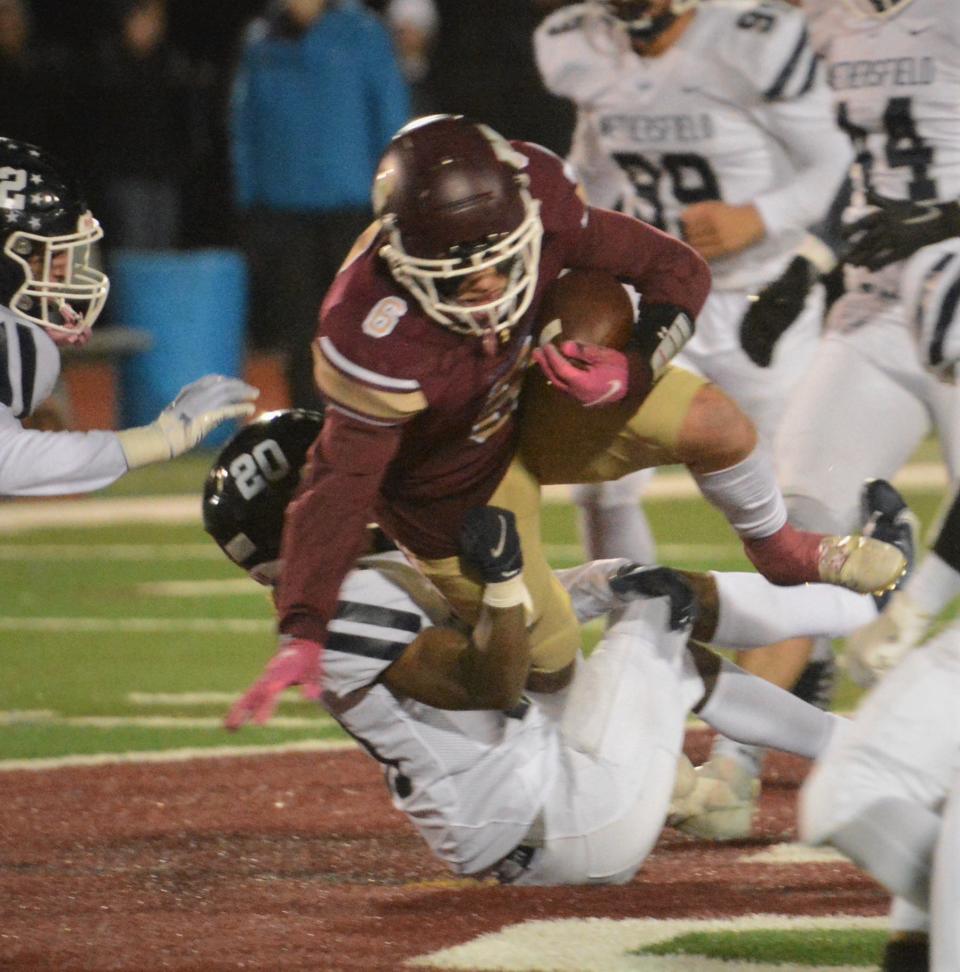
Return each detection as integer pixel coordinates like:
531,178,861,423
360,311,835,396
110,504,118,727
516,596,703,885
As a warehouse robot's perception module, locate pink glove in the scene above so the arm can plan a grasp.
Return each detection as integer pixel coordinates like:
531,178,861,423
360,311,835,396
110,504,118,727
224,636,323,730
532,340,629,407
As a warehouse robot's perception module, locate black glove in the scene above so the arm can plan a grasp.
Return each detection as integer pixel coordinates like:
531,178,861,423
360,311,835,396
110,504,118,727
633,302,694,379
608,563,698,632
842,191,960,271
739,255,820,367
459,506,523,583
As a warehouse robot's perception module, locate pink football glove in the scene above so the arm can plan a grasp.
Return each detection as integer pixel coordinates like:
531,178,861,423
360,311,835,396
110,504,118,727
532,340,629,407
224,636,323,730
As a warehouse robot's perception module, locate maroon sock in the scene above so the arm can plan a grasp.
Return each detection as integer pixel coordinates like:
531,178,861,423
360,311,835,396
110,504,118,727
742,522,825,586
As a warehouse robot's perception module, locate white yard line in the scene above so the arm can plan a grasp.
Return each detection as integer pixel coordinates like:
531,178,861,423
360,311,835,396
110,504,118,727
0,544,221,560
407,914,889,972
128,691,252,705
0,461,948,534
0,616,272,634
136,579,265,596
0,710,329,730
0,737,356,773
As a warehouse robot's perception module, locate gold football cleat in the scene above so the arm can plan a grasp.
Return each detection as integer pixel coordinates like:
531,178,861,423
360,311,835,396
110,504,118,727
817,534,908,595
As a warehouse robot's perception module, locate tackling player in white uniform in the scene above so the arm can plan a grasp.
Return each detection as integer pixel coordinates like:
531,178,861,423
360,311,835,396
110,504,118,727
208,410,917,881
534,0,852,832
775,0,960,699
0,137,259,496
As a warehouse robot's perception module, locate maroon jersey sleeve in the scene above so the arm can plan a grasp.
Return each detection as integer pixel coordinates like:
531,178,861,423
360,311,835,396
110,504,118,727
572,207,710,319
516,140,711,321
276,247,431,641
276,408,404,642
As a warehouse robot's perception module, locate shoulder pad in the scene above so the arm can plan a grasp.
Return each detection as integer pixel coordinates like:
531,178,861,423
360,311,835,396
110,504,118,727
0,315,59,418
712,1,818,101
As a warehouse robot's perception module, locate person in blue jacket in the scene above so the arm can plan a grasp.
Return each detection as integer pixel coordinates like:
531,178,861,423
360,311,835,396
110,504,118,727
230,0,410,409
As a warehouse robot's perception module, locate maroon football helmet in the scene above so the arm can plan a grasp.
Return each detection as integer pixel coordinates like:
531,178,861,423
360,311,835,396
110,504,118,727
372,114,543,339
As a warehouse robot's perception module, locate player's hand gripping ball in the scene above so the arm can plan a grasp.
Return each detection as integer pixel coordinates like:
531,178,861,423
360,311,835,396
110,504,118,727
532,269,635,406
536,268,634,351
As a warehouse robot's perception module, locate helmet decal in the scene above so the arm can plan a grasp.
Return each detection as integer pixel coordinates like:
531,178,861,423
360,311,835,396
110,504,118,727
202,409,325,579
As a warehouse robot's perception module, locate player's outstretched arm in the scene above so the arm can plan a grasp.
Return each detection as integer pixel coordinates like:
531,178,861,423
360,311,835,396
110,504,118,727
117,374,259,468
224,635,322,730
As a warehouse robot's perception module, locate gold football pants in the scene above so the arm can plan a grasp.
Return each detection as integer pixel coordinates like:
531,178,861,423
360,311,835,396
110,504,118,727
415,365,707,674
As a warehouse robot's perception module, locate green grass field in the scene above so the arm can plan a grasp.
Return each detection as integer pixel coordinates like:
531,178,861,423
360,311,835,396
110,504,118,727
0,451,950,763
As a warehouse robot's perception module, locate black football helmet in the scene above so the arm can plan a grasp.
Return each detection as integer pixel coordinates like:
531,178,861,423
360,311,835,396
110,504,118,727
596,0,698,40
0,138,108,334
202,409,323,585
372,114,543,340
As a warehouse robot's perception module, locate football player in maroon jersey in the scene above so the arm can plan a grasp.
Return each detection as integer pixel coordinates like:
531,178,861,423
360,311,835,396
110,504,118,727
226,114,907,727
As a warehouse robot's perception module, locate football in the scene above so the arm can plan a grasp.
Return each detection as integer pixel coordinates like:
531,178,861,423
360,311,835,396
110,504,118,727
536,268,635,351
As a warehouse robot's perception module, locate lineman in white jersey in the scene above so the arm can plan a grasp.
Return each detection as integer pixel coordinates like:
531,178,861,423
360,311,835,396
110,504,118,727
800,265,960,972
0,136,259,496
206,411,916,882
775,0,960,687
533,0,848,496
534,0,852,831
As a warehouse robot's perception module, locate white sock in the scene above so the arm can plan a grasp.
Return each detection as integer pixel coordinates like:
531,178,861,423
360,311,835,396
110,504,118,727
696,657,840,761
906,552,960,618
709,736,765,778
710,572,877,648
692,445,787,539
889,897,930,934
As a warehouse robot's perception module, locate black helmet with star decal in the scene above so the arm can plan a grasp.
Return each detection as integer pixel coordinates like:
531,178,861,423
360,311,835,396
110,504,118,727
0,137,109,334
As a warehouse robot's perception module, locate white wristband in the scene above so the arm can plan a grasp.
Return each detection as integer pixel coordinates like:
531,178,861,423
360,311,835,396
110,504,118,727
116,423,173,469
482,576,529,608
482,576,534,624
797,234,838,275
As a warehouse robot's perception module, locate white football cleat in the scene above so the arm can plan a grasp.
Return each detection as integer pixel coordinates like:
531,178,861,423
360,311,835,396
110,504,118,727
844,589,933,688
667,755,760,841
817,534,907,595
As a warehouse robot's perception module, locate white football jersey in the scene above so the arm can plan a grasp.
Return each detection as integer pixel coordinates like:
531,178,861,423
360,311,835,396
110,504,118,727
0,304,128,496
320,551,559,876
807,0,960,210
805,0,960,320
534,0,850,291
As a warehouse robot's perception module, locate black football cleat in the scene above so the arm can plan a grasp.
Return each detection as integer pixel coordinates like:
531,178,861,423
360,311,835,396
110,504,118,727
860,478,919,611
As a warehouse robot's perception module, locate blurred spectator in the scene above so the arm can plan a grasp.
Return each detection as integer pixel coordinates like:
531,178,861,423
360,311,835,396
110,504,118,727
86,0,215,252
0,0,85,162
385,0,438,115
229,0,410,410
422,0,574,155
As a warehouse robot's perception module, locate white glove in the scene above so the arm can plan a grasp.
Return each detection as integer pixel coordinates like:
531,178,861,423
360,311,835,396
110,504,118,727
117,374,259,469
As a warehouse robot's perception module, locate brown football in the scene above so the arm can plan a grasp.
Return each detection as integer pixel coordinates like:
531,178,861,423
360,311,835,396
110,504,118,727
536,268,634,351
